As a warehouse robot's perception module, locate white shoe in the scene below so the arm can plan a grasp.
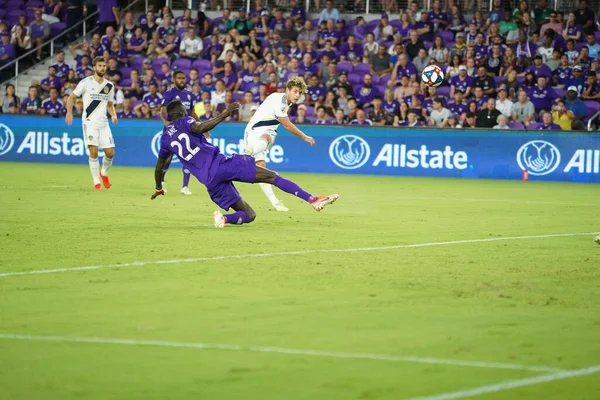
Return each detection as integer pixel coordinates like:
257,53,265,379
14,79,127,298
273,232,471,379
162,182,167,194
180,186,192,195
273,200,289,212
594,235,600,244
213,210,225,228
311,194,339,211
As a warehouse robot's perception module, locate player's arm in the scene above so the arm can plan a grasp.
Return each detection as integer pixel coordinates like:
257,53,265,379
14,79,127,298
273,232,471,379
279,116,315,145
107,101,118,124
160,105,169,127
190,102,240,135
65,92,78,125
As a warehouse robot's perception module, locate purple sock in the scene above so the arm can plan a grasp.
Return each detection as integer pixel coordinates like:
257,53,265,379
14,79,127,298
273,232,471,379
224,211,251,224
182,168,191,187
272,176,317,203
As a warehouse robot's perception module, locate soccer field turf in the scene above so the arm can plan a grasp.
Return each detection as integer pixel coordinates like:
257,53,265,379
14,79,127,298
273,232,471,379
0,162,599,400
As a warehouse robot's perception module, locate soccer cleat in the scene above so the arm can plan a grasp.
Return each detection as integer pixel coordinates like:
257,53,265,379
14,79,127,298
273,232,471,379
162,181,167,194
213,210,225,228
594,235,600,245
273,200,289,212
310,194,339,211
99,171,111,189
180,186,192,195
94,184,102,191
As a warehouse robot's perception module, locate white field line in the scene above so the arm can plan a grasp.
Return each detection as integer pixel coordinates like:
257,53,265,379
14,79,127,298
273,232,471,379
0,333,564,373
404,364,600,400
0,185,71,189
1,232,598,279
373,195,598,207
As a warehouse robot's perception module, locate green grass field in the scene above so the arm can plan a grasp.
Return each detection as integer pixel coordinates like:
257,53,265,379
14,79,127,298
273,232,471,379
1,162,599,400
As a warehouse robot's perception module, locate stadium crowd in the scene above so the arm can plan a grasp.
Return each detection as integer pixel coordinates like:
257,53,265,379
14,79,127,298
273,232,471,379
2,0,600,130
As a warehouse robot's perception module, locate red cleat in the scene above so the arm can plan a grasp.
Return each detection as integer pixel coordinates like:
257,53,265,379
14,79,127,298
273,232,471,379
310,194,339,211
99,171,111,189
94,184,102,191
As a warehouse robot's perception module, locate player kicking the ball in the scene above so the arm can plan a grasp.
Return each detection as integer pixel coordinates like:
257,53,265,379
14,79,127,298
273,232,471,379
151,100,338,228
243,75,315,212
65,56,117,190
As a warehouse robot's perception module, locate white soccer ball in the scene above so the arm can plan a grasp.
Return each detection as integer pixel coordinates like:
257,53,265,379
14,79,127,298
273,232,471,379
421,65,445,88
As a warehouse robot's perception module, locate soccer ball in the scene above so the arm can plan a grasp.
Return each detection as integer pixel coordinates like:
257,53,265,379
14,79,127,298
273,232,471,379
421,65,444,88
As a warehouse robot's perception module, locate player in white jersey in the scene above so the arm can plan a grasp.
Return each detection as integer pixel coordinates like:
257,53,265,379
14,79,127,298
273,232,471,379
244,76,315,211
65,56,118,190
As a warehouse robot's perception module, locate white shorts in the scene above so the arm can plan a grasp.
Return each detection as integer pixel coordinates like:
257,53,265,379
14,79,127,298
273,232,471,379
244,130,276,162
83,123,115,149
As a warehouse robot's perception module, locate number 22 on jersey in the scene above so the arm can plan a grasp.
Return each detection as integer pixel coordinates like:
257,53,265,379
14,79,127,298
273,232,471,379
171,133,200,161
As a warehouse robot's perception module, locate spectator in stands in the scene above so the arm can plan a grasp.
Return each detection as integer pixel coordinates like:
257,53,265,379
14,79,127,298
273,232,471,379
280,18,298,46
585,33,600,59
493,114,510,129
313,106,329,124
29,10,50,61
405,30,425,61
382,89,400,116
98,0,119,35
350,109,373,125
101,26,119,52
476,98,502,128
581,71,600,100
269,8,286,32
429,97,450,127
405,110,422,127
370,46,393,78
318,0,339,25
565,85,588,120
179,27,203,60
448,90,467,118
367,96,390,126
239,91,257,122
575,0,595,35
551,100,574,130
500,47,517,77
495,87,513,118
538,111,561,130
449,33,467,59
289,0,306,23
40,87,63,117
127,27,146,59
210,79,226,108
105,57,121,84
392,102,408,126
0,32,15,66
471,87,487,109
447,113,462,128
10,25,30,59
450,65,472,98
142,11,158,38
123,69,142,99
117,98,135,119
415,11,433,42
40,66,61,97
572,120,585,130
540,12,560,38
0,84,19,114
296,20,317,52
332,108,346,125
141,82,162,115
355,73,379,109
231,8,252,41
119,11,138,44
429,35,449,64
62,69,78,96
412,48,430,75
65,0,85,42
304,74,325,107
563,12,582,42
463,111,477,128
323,63,338,90
528,75,557,112
472,66,496,97
50,51,70,82
216,91,239,121
21,86,42,114
483,44,503,76
511,90,536,127
375,13,394,41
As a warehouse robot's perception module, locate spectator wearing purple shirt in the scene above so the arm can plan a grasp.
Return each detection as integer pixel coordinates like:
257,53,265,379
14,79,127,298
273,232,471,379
40,66,61,96
299,53,318,77
101,26,119,51
581,70,600,100
390,54,418,86
305,75,326,106
525,55,552,78
450,66,473,97
415,11,434,42
318,19,341,48
127,27,146,58
554,55,572,86
51,51,71,81
142,83,163,113
204,36,223,62
355,73,379,108
339,35,361,64
40,87,64,117
29,10,49,60
448,91,468,117
0,32,15,66
117,98,136,119
157,14,176,39
352,17,366,42
428,0,449,31
349,109,374,125
515,33,536,62
289,0,306,22
538,111,562,130
472,87,489,109
220,62,238,91
20,86,42,114
98,0,119,34
382,90,400,115
527,76,557,111
269,9,286,32
90,34,108,59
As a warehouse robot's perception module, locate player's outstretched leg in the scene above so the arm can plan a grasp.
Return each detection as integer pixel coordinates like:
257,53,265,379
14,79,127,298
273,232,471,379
88,145,102,190
255,165,338,211
214,199,257,228
99,147,114,189
181,167,192,195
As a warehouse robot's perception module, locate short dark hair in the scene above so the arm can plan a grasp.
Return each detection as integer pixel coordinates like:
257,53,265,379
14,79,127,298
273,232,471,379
167,100,186,119
173,70,186,78
92,56,105,66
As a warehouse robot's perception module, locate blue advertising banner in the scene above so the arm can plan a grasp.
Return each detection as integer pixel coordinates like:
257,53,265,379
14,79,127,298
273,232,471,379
1,115,599,183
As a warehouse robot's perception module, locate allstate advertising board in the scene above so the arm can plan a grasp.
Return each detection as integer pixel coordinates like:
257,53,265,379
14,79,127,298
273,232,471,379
1,116,599,183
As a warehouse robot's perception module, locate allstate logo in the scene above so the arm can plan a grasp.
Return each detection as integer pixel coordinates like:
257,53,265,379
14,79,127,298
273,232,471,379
329,135,370,170
151,130,179,163
0,123,15,156
516,140,561,176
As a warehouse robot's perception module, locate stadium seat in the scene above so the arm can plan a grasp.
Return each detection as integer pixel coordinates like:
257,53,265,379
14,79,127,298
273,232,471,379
131,57,145,70
380,75,391,87
527,122,542,130
584,101,600,118
192,59,212,70
121,67,132,78
233,92,244,102
152,58,169,70
50,22,66,37
575,42,587,52
371,74,380,84
436,86,451,97
132,100,143,109
508,122,525,129
390,20,402,30
554,88,565,99
7,9,25,18
305,106,314,116
336,63,353,74
376,84,387,95
0,9,6,18
494,76,503,86
27,0,43,7
348,73,361,84
6,0,24,9
120,78,132,87
516,76,525,84
172,59,192,70
354,63,370,74
365,19,380,32
438,30,454,45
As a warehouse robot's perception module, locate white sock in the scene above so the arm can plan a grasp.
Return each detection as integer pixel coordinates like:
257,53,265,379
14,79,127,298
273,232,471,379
253,138,269,154
89,157,100,185
101,156,113,175
259,182,281,206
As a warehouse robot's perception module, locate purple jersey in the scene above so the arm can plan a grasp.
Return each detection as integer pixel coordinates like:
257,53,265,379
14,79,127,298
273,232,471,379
41,99,63,116
161,87,194,114
299,62,319,76
555,67,572,85
99,0,117,23
239,70,255,86
382,100,400,115
566,24,582,38
41,76,61,91
340,42,360,62
128,37,145,55
221,72,238,88
583,82,600,96
448,100,467,115
421,98,434,116
287,47,302,60
290,6,306,21
29,21,48,39
450,75,472,93
307,84,326,102
269,18,286,31
0,43,15,62
355,85,379,106
474,44,487,59
143,93,163,109
101,35,116,50
475,96,488,109
320,30,341,44
525,64,552,79
403,94,424,109
117,109,135,118
527,86,557,110
76,66,93,79
428,11,448,23
395,63,417,80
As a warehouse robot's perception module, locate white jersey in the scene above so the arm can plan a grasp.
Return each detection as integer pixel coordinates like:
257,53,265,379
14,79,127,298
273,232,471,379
244,92,289,136
73,76,115,127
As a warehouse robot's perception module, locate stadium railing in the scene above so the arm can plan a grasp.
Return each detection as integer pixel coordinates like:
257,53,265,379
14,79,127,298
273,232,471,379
0,0,144,93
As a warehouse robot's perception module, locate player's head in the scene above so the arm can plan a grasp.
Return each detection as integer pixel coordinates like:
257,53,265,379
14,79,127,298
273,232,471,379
285,75,307,104
92,57,106,77
173,70,187,90
167,100,187,122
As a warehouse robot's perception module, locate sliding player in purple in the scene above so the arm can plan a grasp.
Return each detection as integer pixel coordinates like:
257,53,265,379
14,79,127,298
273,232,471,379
160,70,199,195
151,100,339,228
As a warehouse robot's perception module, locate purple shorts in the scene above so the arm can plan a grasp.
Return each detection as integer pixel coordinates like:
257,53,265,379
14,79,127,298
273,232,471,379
206,154,257,210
